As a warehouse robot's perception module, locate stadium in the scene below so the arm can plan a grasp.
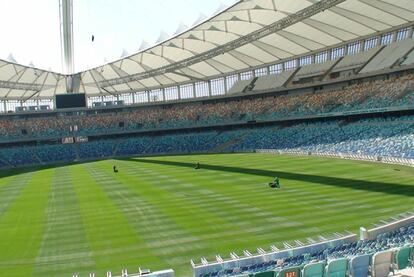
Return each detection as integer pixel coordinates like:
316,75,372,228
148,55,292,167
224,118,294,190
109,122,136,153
1,0,414,276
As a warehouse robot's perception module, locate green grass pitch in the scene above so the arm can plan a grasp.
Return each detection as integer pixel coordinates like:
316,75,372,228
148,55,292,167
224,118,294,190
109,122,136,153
0,153,413,277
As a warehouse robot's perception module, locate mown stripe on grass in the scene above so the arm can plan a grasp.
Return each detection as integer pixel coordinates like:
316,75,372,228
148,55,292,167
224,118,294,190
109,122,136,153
85,163,181,269
0,169,52,276
112,160,312,270
129,155,414,252
0,153,413,277
0,172,33,217
88,161,218,276
33,167,95,277
70,163,153,276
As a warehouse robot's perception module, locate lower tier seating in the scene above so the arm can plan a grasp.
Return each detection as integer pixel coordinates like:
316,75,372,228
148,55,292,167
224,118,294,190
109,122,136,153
1,115,414,168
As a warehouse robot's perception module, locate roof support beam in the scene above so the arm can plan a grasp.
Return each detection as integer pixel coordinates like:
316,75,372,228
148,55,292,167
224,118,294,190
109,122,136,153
172,71,208,82
99,0,346,88
0,80,42,91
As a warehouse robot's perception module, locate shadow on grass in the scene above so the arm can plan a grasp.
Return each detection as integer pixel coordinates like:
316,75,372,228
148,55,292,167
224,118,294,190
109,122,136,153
0,160,102,179
122,158,414,197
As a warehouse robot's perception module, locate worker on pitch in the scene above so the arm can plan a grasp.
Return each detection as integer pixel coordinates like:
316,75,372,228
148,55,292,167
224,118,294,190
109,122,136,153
269,177,280,188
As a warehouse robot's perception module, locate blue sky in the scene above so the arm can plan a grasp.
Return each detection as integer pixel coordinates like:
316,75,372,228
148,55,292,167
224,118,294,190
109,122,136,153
0,0,237,73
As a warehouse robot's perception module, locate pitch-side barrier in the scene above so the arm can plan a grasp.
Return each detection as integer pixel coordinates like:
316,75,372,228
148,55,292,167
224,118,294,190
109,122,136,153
360,213,414,241
191,232,357,277
72,268,174,277
255,149,414,167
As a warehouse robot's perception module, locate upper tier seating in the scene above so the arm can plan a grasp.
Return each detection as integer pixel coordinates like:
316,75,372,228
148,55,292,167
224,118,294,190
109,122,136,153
294,59,339,80
331,46,383,73
1,71,413,142
253,70,295,91
228,78,254,94
360,39,414,73
402,48,414,66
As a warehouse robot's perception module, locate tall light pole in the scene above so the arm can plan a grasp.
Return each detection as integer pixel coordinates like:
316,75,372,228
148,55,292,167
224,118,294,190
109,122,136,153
59,0,74,75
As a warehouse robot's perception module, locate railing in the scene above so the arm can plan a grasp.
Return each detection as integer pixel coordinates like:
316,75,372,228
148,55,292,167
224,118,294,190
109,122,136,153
191,210,414,277
361,213,414,241
191,232,357,277
256,149,414,167
191,150,414,276
73,268,174,277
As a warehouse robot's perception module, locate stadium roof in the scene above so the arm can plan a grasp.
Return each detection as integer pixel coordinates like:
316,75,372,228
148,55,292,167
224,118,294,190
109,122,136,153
1,0,414,100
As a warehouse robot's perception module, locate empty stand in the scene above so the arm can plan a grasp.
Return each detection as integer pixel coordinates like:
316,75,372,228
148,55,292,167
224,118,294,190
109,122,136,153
294,59,340,80
302,261,324,277
324,258,348,277
228,78,255,94
360,39,414,73
349,254,371,277
371,250,394,277
253,70,296,91
331,46,383,73
402,48,414,66
393,246,412,270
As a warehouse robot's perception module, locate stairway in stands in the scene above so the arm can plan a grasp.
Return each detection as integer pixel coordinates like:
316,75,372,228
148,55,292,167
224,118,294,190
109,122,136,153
0,154,12,168
32,150,43,165
74,144,81,161
112,140,120,157
209,132,248,153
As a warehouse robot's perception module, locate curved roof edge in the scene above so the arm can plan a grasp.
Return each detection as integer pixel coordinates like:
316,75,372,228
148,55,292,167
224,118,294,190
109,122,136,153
75,0,242,74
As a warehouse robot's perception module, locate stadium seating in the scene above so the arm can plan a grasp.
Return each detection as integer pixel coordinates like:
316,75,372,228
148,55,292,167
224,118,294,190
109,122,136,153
331,46,383,73
294,59,338,80
0,147,39,166
3,5,414,277
0,71,413,143
393,246,412,270
276,266,301,277
253,70,296,91
349,254,371,277
1,114,414,168
324,258,347,277
370,250,394,277
302,261,324,277
402,49,414,66
199,224,414,277
360,39,414,73
37,144,76,164
251,271,274,277
78,140,116,160
228,78,254,94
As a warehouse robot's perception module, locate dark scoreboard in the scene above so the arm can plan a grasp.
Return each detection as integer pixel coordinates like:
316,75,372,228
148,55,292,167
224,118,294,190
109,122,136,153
55,93,86,109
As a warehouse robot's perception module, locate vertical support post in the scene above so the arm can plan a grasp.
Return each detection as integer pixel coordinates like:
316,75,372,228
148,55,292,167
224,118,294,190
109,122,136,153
408,26,414,39
343,44,349,56
192,82,196,98
132,92,135,104
360,39,365,53
392,31,398,42
59,0,75,74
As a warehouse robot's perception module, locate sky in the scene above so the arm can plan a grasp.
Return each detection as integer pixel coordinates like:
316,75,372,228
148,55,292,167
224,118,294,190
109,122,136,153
0,0,237,73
